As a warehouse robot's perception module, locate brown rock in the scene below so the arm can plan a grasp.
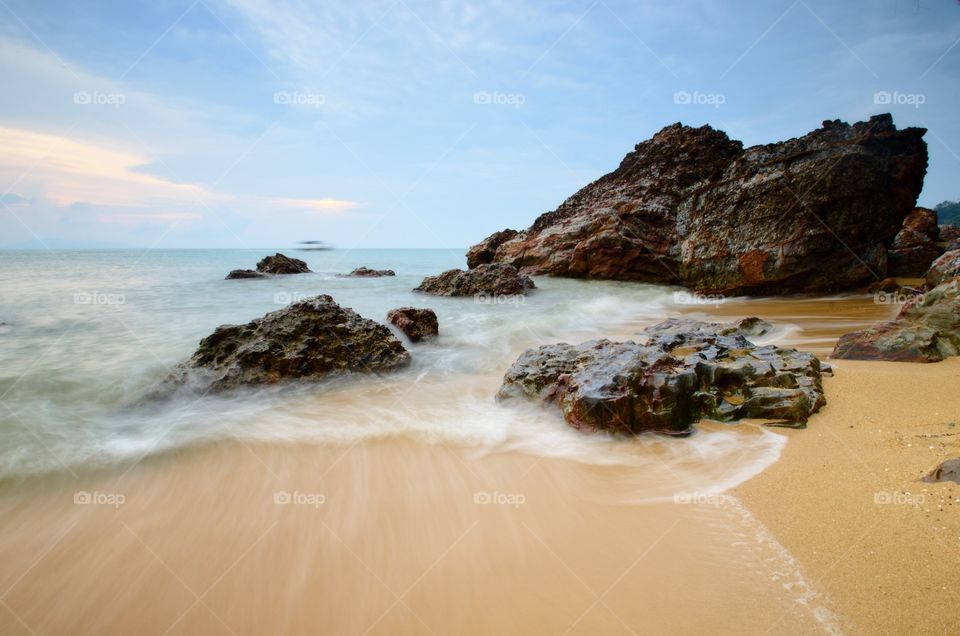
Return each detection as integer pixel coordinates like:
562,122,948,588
925,249,960,288
468,114,927,295
256,253,311,275
414,263,535,297
387,307,438,342
341,267,396,277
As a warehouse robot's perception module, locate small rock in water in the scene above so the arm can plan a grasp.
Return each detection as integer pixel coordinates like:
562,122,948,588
497,317,827,435
225,269,267,280
256,253,311,275
415,263,534,297
340,267,396,277
387,307,438,342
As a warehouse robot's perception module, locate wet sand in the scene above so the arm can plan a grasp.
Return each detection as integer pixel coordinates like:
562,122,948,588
2,291,955,634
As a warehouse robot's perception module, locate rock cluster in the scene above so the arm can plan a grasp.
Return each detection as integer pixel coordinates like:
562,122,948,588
159,295,409,393
226,252,311,279
497,318,828,435
415,263,535,297
387,307,439,342
468,115,927,295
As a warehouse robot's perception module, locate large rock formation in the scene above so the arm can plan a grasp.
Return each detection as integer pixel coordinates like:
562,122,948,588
832,278,960,362
497,318,828,435
415,263,535,297
888,208,940,277
468,114,927,295
159,295,410,393
387,307,439,342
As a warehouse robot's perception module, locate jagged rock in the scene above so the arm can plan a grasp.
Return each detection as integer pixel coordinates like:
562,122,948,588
497,317,827,435
921,458,960,484
387,307,438,342
415,263,535,297
888,209,941,277
867,278,903,294
340,267,396,277
225,269,267,280
832,279,960,362
468,114,927,295
926,249,960,288
158,295,409,393
256,253,311,275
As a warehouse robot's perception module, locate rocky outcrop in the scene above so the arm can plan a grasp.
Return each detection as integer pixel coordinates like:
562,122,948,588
940,224,960,245
226,269,267,280
832,278,960,362
387,307,439,342
256,253,311,275
341,267,396,277
926,249,960,288
497,318,828,435
159,295,409,393
888,208,941,277
415,263,535,297
468,114,927,295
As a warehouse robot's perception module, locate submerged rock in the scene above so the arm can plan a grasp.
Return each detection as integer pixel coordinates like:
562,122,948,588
159,295,409,393
415,263,535,297
468,114,927,295
832,278,960,362
387,307,438,342
341,267,396,277
497,317,827,435
225,269,267,280
925,249,960,288
256,253,311,275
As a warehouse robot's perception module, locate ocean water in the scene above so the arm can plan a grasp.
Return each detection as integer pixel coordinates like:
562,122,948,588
0,248,787,486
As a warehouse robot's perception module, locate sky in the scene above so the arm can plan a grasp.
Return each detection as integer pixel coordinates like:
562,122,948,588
0,0,958,249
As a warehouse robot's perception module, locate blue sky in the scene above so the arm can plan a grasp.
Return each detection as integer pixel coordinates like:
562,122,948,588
0,0,958,248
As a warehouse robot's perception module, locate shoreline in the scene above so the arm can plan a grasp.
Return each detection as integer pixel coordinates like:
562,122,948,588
735,357,960,635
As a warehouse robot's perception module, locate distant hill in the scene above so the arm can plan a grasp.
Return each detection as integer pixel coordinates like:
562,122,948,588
935,200,960,226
